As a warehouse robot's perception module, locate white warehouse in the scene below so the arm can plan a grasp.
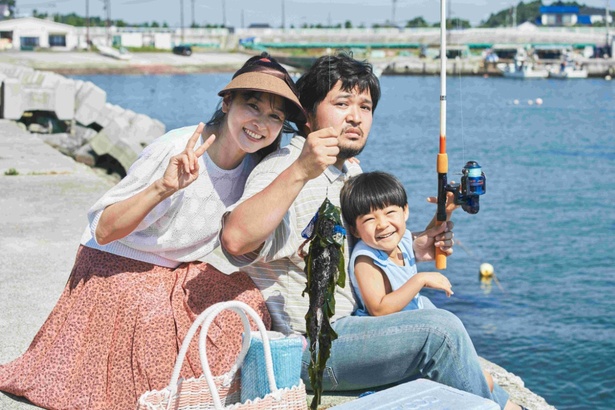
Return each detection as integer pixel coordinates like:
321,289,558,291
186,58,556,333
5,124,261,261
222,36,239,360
0,17,78,50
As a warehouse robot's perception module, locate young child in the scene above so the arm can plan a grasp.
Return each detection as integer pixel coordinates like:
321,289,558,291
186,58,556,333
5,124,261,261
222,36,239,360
340,171,495,393
340,171,453,317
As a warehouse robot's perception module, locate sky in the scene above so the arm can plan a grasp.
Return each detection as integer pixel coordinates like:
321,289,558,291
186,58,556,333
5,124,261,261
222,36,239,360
14,0,614,28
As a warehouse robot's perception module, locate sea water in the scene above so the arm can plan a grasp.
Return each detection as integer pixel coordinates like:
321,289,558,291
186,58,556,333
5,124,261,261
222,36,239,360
71,73,615,410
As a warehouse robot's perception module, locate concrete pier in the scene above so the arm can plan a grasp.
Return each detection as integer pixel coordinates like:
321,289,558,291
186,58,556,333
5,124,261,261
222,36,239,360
0,48,561,408
0,119,556,409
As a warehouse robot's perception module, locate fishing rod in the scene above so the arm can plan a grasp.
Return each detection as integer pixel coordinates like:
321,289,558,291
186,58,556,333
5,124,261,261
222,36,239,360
435,0,487,270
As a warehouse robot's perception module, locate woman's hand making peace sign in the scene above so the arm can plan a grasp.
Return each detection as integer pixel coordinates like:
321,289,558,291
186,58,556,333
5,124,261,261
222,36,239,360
161,123,216,192
96,123,216,245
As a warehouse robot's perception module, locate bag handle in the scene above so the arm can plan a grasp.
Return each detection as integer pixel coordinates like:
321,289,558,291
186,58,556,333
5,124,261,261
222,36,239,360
167,301,279,409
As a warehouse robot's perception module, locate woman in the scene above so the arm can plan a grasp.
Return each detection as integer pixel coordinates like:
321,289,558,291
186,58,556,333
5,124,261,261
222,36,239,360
0,53,305,410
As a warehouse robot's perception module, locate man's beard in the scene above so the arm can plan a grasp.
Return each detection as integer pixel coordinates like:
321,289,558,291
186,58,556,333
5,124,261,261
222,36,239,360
338,144,366,159
309,119,368,159
338,125,367,159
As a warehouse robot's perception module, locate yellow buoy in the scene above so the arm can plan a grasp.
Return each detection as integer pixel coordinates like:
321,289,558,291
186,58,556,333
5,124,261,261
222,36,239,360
479,262,494,278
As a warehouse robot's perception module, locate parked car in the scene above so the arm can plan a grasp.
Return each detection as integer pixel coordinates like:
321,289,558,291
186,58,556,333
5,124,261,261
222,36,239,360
172,45,192,56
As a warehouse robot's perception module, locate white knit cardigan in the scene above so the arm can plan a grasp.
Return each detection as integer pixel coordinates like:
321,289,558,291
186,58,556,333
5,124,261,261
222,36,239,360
80,125,258,268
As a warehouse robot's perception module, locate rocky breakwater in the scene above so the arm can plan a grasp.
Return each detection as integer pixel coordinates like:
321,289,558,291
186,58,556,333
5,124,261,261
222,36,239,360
0,62,165,176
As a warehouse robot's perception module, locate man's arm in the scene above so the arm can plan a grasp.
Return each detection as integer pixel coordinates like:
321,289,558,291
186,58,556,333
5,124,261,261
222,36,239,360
221,128,339,256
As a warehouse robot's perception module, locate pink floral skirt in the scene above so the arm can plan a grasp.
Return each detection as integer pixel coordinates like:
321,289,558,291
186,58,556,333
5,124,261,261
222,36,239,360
0,246,271,410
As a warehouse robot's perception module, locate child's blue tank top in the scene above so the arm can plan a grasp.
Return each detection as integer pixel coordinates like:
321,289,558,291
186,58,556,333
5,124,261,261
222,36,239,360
349,230,424,316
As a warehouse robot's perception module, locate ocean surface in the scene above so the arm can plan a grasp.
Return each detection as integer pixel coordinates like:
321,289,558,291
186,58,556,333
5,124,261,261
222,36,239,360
71,72,615,410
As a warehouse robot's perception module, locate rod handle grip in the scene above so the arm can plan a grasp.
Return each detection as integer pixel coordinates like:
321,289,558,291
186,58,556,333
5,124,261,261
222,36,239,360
436,249,447,270
435,220,447,270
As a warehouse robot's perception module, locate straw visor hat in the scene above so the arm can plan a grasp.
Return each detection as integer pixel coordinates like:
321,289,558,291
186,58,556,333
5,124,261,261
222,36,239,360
218,72,306,122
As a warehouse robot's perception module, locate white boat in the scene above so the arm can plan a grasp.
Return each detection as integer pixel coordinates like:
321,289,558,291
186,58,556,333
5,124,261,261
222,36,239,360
549,65,588,79
498,62,549,79
98,45,132,61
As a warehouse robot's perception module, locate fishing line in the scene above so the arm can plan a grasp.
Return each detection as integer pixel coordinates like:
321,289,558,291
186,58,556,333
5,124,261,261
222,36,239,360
453,14,467,166
457,57,466,165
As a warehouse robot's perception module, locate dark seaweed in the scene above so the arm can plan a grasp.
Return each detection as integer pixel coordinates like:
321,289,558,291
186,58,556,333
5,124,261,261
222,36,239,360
302,198,346,410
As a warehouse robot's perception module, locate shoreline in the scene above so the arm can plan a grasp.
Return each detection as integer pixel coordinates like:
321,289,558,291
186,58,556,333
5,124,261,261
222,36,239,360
6,50,613,78
49,64,241,76
0,50,253,76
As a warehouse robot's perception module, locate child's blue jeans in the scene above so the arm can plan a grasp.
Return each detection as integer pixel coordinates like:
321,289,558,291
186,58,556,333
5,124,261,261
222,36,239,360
301,305,509,409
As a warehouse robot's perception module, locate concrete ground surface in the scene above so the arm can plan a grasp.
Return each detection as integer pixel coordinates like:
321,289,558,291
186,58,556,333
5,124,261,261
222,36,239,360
0,120,554,409
0,120,115,409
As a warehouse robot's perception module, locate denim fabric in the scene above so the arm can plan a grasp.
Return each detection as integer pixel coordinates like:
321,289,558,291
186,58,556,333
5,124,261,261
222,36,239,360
300,308,509,409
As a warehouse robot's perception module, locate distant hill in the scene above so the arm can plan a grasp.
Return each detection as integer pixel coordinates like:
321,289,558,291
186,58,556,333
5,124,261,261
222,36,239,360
480,0,544,28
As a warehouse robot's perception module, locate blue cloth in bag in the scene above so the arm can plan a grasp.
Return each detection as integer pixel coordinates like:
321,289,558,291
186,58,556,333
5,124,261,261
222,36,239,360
240,331,305,403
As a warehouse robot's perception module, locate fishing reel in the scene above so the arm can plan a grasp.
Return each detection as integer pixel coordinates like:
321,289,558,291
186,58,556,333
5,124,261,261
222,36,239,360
444,161,486,214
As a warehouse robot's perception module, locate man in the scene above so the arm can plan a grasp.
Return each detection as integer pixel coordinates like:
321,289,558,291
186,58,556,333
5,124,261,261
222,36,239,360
221,53,518,410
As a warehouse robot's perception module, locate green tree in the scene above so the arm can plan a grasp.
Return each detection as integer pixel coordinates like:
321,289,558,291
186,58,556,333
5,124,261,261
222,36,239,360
32,9,48,19
551,1,582,6
0,0,15,17
480,0,543,28
344,20,352,29
430,18,471,29
448,17,471,29
406,16,429,28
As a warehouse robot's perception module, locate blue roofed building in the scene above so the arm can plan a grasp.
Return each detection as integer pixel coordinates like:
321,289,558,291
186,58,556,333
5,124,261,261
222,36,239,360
539,5,613,26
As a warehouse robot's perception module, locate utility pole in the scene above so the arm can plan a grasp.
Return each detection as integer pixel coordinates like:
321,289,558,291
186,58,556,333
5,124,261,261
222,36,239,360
222,0,226,27
281,0,285,30
180,0,184,43
446,0,451,43
191,0,195,27
86,0,90,48
391,0,397,26
102,0,110,46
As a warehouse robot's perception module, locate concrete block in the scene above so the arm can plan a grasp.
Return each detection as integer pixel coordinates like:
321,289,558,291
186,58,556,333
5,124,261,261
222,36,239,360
93,103,129,128
126,113,166,148
74,143,97,167
74,80,107,126
0,75,76,120
74,123,98,144
1,78,22,119
329,379,499,410
89,107,142,172
52,79,76,120
90,105,165,171
38,124,98,157
0,64,35,80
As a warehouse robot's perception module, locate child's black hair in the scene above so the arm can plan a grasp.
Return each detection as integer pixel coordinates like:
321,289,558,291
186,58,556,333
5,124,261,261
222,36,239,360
340,171,408,232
